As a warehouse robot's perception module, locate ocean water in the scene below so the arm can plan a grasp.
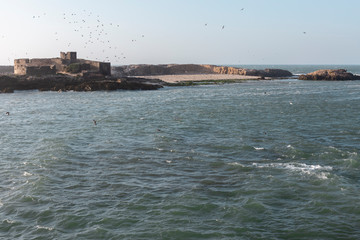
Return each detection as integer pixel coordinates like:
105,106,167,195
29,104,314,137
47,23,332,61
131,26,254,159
1,78,360,239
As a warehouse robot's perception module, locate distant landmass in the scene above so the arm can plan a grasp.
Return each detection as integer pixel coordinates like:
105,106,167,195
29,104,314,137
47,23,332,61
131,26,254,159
2,59,360,93
112,64,293,78
299,69,360,81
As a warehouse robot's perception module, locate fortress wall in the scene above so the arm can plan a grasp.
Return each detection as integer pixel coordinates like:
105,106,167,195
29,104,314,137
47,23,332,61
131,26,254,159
14,52,110,76
52,58,68,72
99,62,111,76
82,60,111,75
14,59,30,75
29,58,55,66
25,66,56,76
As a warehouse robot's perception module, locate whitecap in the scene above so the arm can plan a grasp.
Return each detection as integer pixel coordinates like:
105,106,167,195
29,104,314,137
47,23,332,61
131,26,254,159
3,219,15,224
36,225,54,231
252,162,332,179
23,171,32,177
254,147,264,150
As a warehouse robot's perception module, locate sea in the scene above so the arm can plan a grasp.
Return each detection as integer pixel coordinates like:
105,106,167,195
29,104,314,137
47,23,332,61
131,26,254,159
1,65,360,239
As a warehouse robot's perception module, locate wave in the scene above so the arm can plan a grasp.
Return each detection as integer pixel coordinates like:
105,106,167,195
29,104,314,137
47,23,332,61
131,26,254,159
252,162,333,179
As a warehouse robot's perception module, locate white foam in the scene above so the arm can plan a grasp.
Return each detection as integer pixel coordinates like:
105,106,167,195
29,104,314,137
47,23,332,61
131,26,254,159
252,162,332,179
254,147,264,150
23,171,32,177
228,162,245,167
36,225,54,231
3,219,15,224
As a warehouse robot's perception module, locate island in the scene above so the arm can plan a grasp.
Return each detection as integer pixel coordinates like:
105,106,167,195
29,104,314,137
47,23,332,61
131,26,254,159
1,51,322,93
0,52,295,93
299,69,360,81
1,52,163,93
2,52,360,93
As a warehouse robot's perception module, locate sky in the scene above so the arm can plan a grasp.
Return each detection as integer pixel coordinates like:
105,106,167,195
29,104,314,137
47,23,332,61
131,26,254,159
0,0,359,65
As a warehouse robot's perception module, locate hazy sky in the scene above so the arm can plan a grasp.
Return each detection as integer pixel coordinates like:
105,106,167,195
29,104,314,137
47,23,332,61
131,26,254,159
0,0,359,65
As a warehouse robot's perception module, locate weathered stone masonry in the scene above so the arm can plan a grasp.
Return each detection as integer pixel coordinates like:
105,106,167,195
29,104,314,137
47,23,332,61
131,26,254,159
14,52,111,76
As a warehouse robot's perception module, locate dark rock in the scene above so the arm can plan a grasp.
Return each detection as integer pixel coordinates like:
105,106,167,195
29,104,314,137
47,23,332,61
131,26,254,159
299,69,360,81
1,87,14,93
0,75,162,93
262,69,293,78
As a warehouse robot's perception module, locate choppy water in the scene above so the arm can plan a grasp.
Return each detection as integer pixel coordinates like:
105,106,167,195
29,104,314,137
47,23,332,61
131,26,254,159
1,79,360,239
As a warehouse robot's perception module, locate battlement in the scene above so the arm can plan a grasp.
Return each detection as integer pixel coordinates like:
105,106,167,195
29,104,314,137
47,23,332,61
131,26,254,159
60,52,77,62
14,59,30,64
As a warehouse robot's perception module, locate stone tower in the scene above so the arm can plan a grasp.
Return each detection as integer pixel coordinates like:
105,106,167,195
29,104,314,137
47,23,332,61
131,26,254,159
60,52,77,63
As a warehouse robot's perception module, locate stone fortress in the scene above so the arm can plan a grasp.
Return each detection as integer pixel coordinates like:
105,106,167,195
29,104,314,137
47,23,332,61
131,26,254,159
14,52,111,76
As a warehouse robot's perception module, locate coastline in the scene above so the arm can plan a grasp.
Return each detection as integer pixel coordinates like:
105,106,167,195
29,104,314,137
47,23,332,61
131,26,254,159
133,74,262,83
2,64,360,93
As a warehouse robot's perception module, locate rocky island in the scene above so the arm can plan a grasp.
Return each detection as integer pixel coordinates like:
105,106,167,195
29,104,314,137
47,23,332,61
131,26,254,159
0,52,164,93
113,64,293,78
299,69,360,81
2,52,360,93
0,52,296,93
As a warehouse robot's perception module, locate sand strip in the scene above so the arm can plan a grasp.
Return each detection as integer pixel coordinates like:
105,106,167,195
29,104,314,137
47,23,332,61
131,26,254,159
133,74,261,83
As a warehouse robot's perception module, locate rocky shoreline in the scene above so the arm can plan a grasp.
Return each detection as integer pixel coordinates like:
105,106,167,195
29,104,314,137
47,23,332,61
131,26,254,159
113,64,293,78
299,69,360,81
1,64,360,93
0,75,163,93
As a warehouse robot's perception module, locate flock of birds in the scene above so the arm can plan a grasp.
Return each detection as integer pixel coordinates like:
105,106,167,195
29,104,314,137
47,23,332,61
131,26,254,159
32,10,134,63
1,7,311,65
26,8,252,64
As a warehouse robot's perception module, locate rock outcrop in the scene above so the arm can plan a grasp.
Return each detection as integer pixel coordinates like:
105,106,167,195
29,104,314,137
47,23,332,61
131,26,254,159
0,75,163,93
113,64,293,78
299,69,360,81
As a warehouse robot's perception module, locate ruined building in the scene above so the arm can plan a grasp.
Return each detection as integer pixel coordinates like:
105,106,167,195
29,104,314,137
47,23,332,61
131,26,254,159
14,52,111,76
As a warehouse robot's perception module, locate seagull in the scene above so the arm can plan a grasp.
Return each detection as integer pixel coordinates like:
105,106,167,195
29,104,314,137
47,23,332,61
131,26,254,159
93,120,97,125
5,112,10,116
222,25,225,30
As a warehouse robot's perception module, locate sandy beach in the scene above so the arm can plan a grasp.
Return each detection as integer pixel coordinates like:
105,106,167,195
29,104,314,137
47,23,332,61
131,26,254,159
134,74,261,83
